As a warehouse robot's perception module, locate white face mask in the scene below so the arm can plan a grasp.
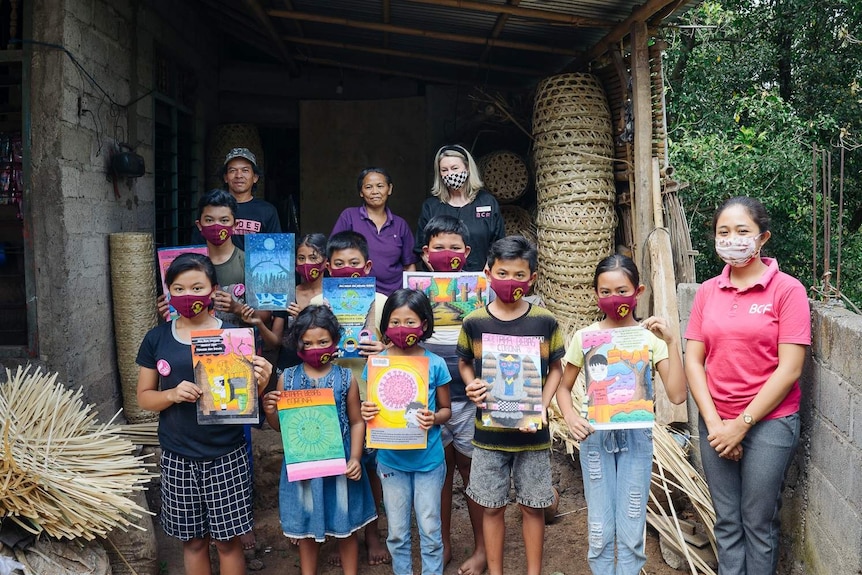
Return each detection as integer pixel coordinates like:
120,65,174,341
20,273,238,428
442,170,469,190
715,234,761,267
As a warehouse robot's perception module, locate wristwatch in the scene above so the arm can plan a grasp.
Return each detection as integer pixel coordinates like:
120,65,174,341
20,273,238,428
742,412,756,426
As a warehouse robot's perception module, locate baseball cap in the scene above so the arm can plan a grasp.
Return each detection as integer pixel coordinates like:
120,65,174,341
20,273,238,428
223,147,257,167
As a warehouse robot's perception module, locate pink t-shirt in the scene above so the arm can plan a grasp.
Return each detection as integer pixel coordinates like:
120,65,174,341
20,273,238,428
684,258,811,421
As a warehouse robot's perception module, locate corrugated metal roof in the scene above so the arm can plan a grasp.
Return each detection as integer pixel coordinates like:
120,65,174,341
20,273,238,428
201,0,696,87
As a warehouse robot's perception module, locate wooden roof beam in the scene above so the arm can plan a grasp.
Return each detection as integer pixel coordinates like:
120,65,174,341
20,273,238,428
478,0,520,65
283,35,544,76
268,9,581,56
401,0,612,28
243,0,299,75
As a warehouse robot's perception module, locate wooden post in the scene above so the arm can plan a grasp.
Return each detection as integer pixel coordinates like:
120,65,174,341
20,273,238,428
631,20,654,314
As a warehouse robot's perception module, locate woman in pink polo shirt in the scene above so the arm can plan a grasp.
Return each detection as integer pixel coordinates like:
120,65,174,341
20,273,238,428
685,196,811,575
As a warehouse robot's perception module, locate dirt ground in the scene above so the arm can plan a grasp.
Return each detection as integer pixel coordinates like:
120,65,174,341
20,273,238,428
156,424,681,575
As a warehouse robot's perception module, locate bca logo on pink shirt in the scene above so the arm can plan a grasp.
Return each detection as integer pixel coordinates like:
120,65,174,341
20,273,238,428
157,359,171,376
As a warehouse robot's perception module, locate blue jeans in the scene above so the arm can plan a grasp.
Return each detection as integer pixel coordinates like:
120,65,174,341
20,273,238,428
377,461,446,575
580,428,653,575
698,414,800,575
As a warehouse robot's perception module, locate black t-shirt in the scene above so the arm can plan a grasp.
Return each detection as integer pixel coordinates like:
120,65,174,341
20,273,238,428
191,196,282,249
415,190,506,272
136,321,246,460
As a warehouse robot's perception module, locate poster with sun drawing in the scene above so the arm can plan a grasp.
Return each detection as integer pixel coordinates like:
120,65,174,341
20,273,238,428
192,327,259,424
366,355,430,449
244,233,295,310
157,245,209,321
581,326,654,430
480,334,544,429
323,277,377,359
402,272,490,328
277,388,347,482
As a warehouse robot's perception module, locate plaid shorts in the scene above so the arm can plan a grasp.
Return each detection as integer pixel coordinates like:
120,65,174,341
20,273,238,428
160,444,253,541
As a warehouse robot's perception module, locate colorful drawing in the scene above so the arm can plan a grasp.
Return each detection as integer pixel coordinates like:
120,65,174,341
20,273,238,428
480,334,544,429
277,388,347,482
403,272,490,327
191,327,260,424
366,355,429,449
581,326,654,430
157,245,209,320
323,277,377,359
245,233,295,310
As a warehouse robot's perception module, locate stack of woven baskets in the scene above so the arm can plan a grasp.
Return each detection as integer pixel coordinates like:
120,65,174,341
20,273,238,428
478,151,536,244
532,73,617,330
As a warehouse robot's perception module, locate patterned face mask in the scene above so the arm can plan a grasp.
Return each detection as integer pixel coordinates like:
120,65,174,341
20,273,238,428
442,171,469,190
715,234,762,267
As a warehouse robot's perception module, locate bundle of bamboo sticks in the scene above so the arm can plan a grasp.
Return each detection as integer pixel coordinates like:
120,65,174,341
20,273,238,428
0,365,155,540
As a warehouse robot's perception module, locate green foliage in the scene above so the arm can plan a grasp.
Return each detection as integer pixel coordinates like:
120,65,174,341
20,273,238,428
665,0,862,307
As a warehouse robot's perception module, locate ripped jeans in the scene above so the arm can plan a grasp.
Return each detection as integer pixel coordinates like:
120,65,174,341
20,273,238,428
579,428,653,575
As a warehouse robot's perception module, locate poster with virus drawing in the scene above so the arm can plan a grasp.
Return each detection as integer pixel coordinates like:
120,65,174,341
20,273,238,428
192,327,260,424
581,326,654,430
402,272,490,328
323,277,377,359
366,355,429,449
479,334,544,430
277,388,347,482
244,233,295,310
157,245,209,321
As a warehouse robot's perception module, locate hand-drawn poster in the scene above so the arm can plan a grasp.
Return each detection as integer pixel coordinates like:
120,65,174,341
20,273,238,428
191,327,260,424
581,326,654,430
366,355,429,449
244,233,295,310
157,245,209,321
323,277,376,359
402,271,490,327
480,334,544,430
277,388,347,482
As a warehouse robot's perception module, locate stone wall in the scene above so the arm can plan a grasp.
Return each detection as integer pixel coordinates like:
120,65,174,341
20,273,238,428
26,0,218,420
678,284,862,574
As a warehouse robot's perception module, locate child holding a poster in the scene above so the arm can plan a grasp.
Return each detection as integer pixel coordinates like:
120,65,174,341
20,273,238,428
262,305,377,575
554,254,686,575
136,253,273,575
361,288,452,575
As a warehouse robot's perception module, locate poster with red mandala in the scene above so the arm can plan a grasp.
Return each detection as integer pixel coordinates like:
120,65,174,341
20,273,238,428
366,355,429,449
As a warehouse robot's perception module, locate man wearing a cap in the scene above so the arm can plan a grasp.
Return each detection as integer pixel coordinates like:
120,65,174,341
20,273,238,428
192,147,281,249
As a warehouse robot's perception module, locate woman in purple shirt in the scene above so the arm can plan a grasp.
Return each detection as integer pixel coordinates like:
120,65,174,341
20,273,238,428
331,167,418,295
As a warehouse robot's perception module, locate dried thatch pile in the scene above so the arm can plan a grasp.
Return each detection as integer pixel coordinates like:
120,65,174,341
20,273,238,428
0,366,155,540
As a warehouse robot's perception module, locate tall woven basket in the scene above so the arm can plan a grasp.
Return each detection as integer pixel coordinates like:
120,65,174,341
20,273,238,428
478,151,529,204
206,123,266,197
532,73,617,328
110,233,159,424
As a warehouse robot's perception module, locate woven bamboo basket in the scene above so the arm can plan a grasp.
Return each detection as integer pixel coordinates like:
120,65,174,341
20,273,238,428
500,205,537,243
532,153,615,179
537,202,617,231
110,233,159,424
535,180,617,206
206,123,265,197
478,151,529,203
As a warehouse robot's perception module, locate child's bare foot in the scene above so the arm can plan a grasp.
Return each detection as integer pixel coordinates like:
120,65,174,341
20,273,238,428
365,532,391,566
327,552,342,567
457,549,487,575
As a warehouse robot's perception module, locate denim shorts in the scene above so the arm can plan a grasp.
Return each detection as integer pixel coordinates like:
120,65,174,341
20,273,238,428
466,446,554,509
440,399,476,457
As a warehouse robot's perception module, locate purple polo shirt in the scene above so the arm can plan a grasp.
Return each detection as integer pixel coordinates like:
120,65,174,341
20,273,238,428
331,206,417,295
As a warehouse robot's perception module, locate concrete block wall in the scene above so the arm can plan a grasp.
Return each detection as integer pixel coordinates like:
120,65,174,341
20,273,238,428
27,0,218,421
678,284,862,574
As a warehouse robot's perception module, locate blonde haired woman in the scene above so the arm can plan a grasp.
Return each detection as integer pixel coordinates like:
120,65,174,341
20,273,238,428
415,144,505,272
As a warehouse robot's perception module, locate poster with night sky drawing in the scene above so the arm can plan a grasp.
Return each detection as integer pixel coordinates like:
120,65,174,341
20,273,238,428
192,328,259,424
480,334,544,430
277,388,347,482
581,326,654,430
244,233,295,310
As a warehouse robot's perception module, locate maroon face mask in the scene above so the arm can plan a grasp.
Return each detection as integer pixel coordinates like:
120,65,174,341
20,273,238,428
385,325,425,349
170,294,212,318
296,262,325,283
597,294,637,321
490,278,530,304
297,344,338,369
427,250,466,272
328,265,367,278
200,224,233,246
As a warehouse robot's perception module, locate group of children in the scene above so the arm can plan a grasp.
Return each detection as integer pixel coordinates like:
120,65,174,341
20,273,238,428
137,188,686,575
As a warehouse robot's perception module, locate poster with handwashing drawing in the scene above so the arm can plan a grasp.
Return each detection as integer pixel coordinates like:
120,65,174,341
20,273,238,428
402,272,489,327
479,334,544,430
581,326,654,429
157,245,209,321
323,277,377,359
366,355,429,449
244,233,295,310
192,327,260,424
